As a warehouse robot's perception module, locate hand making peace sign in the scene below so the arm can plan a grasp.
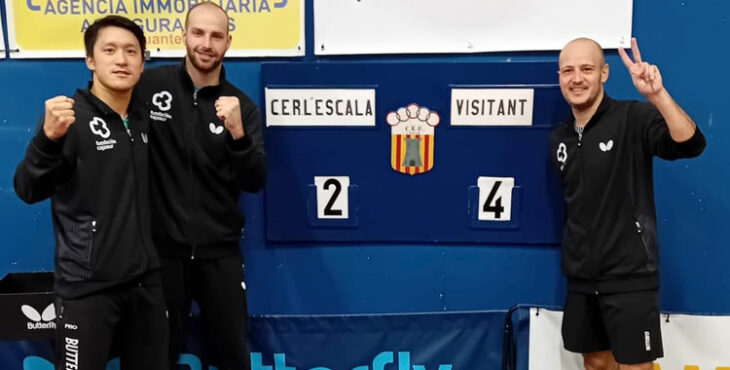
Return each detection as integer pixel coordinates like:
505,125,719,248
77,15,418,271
618,37,665,98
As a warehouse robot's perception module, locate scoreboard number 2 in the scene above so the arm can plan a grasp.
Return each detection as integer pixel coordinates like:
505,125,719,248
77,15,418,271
314,176,350,219
478,177,515,221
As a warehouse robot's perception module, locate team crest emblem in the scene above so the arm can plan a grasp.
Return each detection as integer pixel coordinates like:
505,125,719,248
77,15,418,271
386,104,440,175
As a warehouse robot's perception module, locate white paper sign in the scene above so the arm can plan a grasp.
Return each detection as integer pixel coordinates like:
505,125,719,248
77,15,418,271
315,0,633,55
451,89,534,126
266,88,376,127
477,177,515,221
314,176,350,219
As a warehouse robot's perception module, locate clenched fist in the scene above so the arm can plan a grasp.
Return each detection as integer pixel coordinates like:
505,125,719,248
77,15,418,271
214,96,244,140
43,96,75,141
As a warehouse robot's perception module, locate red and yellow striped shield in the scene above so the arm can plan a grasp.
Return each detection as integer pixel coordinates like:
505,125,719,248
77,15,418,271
386,104,440,176
391,134,435,175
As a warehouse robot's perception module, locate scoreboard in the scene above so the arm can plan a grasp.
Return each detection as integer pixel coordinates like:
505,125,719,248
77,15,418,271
261,62,568,244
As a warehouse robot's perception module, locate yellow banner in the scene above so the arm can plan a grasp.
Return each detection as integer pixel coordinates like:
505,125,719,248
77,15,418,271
5,0,303,58
0,17,5,59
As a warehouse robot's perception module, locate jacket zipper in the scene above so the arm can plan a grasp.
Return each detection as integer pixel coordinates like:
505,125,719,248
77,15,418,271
189,90,199,259
634,218,653,263
575,125,599,294
89,219,96,270
125,116,152,270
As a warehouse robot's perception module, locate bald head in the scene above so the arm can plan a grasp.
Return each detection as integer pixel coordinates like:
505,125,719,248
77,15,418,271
560,38,605,67
557,37,610,112
183,0,232,77
185,2,229,33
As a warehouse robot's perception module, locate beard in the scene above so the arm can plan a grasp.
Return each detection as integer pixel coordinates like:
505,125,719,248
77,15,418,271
186,45,223,73
569,90,601,111
562,84,603,112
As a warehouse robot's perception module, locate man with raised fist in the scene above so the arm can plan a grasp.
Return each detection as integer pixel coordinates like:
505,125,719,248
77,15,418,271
139,1,266,370
14,15,167,370
137,2,267,369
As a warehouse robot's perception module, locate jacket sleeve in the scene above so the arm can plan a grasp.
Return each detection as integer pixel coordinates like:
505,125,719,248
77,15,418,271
633,102,706,160
548,126,563,174
14,118,76,204
226,102,267,192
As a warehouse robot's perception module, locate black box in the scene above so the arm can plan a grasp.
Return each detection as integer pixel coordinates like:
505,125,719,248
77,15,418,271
0,272,55,341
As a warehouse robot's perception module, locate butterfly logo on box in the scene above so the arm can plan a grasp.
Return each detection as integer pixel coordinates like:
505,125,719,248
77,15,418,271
21,303,56,330
386,104,440,176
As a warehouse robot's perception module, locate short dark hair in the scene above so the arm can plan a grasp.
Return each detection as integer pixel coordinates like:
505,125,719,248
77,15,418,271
84,15,146,59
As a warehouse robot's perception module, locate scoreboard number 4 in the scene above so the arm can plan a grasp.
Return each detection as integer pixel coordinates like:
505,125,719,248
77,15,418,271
314,176,350,219
478,177,515,221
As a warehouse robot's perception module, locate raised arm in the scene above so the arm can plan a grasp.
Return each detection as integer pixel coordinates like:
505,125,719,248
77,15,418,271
14,96,77,204
618,38,696,142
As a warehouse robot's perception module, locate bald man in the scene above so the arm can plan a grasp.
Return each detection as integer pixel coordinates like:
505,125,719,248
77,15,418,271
549,38,705,370
136,2,267,369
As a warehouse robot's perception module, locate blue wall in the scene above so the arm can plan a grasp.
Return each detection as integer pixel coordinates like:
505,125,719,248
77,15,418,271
0,1,727,316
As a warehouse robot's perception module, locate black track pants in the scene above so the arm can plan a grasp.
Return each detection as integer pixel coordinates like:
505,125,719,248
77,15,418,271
55,282,169,370
161,254,250,370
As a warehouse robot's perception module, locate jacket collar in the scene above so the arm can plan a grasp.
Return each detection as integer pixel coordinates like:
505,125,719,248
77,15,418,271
563,93,614,133
78,83,145,120
588,93,612,123
176,58,226,95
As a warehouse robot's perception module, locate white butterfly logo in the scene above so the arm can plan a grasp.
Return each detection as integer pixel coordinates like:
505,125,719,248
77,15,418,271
21,303,55,322
209,122,224,135
599,140,614,152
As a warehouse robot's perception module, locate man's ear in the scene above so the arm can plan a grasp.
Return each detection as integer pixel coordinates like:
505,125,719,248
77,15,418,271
85,54,96,71
601,63,609,84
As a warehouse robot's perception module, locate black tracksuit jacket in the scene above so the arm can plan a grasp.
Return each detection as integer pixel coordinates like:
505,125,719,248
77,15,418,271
14,89,158,299
137,62,267,259
549,94,706,294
